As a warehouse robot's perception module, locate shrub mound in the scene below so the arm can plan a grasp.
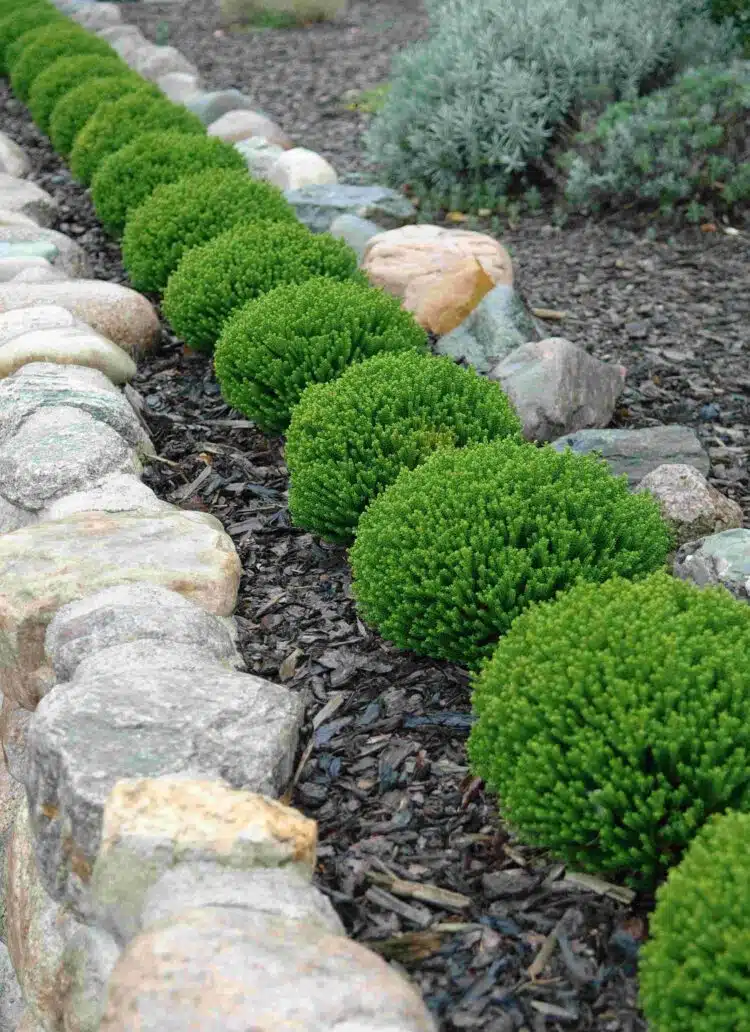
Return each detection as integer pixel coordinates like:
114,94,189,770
163,222,363,353
49,75,157,157
69,92,205,186
214,279,429,436
468,573,750,888
121,168,297,293
9,23,114,102
0,5,62,75
28,53,128,132
640,810,750,1030
286,350,522,542
350,439,672,668
564,61,750,219
91,131,246,238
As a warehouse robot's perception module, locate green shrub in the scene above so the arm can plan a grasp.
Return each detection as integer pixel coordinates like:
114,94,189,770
121,168,297,293
90,131,246,238
69,92,205,186
0,4,62,75
214,280,429,436
563,62,750,219
640,810,750,1030
48,75,158,157
286,350,522,542
9,23,115,102
364,0,739,205
350,440,672,668
163,223,363,353
27,53,128,132
710,0,750,50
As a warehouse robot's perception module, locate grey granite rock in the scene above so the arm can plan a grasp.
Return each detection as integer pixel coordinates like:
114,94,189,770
636,464,744,547
61,925,121,1032
0,696,31,786
673,528,750,602
329,214,382,261
0,135,29,180
42,473,169,522
0,228,90,277
0,494,30,535
284,183,416,234
186,89,257,125
234,137,285,179
0,942,24,1032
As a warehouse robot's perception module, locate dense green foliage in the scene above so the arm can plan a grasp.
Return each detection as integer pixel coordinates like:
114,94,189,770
564,62,750,219
365,0,739,206
48,75,157,157
9,23,115,102
350,440,672,668
28,53,128,132
90,131,246,238
0,4,62,75
710,0,750,49
468,573,750,888
69,92,205,186
214,279,429,435
163,223,363,353
286,351,522,542
640,810,750,1030
121,168,297,293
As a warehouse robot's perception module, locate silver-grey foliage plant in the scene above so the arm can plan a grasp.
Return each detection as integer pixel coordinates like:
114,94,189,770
365,0,739,199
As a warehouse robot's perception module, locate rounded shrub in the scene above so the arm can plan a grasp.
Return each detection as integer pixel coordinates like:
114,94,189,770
90,131,246,238
468,573,750,888
163,222,363,353
48,75,158,158
69,92,205,186
214,279,429,436
0,4,62,75
350,439,672,669
9,23,115,102
286,350,522,542
28,53,128,132
121,168,297,293
640,810,750,1030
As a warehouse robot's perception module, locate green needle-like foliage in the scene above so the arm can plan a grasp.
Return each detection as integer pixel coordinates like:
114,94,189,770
0,4,63,75
163,222,363,353
91,131,246,238
121,168,297,293
640,810,750,1030
48,75,158,157
286,350,521,542
9,23,114,101
214,279,428,436
69,92,205,186
28,53,128,132
468,573,750,888
350,439,672,668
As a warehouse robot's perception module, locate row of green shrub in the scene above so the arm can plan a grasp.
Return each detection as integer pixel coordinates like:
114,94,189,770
5,5,749,1027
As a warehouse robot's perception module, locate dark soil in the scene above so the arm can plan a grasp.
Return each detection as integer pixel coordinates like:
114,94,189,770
2,35,750,1029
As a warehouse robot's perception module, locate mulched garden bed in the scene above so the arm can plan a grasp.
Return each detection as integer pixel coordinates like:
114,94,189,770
3,51,750,1030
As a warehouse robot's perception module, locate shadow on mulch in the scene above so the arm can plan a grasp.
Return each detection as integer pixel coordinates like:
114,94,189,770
3,70,750,1030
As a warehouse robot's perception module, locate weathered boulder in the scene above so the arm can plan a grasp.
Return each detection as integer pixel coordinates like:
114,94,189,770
0,324,136,382
0,135,29,179
673,528,750,602
0,227,89,277
0,941,24,1032
284,184,415,234
207,109,292,148
267,148,337,191
328,213,382,260
155,71,202,104
42,473,168,521
186,89,257,126
234,137,285,180
0,176,56,229
0,306,78,349
131,46,198,81
0,696,31,785
636,464,744,547
412,258,495,335
0,209,38,229
0,257,60,283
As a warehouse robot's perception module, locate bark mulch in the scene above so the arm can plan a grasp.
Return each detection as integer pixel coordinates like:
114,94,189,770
2,54,749,1031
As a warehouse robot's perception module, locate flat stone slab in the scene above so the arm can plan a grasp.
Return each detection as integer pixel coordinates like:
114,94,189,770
284,184,415,234
0,324,136,383
673,528,750,602
549,424,711,488
45,582,242,682
0,175,57,229
0,228,90,277
27,645,304,918
435,284,543,374
0,509,240,710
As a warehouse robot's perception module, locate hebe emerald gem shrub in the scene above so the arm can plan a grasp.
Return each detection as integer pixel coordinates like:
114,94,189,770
640,810,750,1030
350,440,672,669
0,5,62,75
468,573,750,888
121,168,297,293
48,76,158,158
91,132,246,238
286,350,522,543
563,62,750,219
70,92,205,186
214,279,428,436
28,54,129,133
163,223,363,353
9,23,115,102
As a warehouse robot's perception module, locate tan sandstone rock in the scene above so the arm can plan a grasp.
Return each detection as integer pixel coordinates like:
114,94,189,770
0,509,241,710
266,148,337,190
0,325,137,383
207,109,292,148
411,257,496,334
636,463,744,547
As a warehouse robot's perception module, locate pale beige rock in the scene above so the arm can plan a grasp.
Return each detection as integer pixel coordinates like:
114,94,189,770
0,304,78,348
0,509,241,710
363,225,514,306
92,779,318,943
207,109,292,148
411,258,496,334
0,257,57,283
0,325,137,383
0,175,57,228
0,227,90,277
132,46,198,81
156,71,202,103
43,473,169,522
0,208,38,228
636,463,744,547
0,281,160,357
220,0,347,25
0,135,29,179
10,265,69,285
266,147,337,190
